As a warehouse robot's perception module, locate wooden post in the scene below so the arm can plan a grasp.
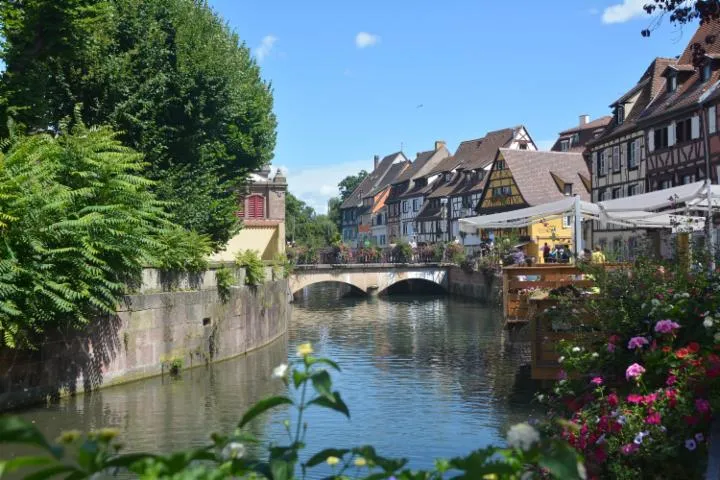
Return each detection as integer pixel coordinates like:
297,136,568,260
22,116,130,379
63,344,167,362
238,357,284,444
678,232,691,272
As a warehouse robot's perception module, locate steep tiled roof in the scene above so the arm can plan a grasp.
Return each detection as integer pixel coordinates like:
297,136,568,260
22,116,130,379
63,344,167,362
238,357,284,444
393,147,450,184
640,22,720,124
557,116,613,136
496,149,590,207
364,160,411,198
340,152,406,209
449,128,516,172
589,57,675,146
552,116,612,153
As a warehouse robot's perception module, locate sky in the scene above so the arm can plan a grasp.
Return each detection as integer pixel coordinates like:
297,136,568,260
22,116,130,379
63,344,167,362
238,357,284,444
210,0,700,213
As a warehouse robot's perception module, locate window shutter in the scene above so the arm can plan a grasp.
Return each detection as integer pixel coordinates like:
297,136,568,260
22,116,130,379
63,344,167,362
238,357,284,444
613,145,621,171
668,123,676,146
648,131,655,152
620,143,626,168
710,106,717,134
635,139,641,164
692,115,701,139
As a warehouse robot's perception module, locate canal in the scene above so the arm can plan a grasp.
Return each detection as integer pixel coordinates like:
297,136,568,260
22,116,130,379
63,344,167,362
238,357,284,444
7,284,537,473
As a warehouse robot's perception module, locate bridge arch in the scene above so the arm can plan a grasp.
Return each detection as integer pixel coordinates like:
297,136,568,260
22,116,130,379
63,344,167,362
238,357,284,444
289,265,449,296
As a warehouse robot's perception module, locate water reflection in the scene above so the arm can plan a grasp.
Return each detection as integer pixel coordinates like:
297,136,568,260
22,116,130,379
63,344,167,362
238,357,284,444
9,284,537,474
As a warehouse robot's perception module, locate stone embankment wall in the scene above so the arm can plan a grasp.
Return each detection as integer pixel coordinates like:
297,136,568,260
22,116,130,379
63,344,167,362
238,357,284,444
0,266,290,411
447,266,500,303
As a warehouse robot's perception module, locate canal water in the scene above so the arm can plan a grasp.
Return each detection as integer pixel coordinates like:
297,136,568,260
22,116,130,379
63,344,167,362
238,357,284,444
6,284,537,473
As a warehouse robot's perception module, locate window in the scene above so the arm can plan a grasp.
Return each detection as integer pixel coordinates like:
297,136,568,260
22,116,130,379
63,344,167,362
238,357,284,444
413,198,421,211
571,133,580,146
246,194,265,218
402,223,408,235
682,174,695,185
676,118,692,143
402,201,408,213
613,145,621,172
563,215,572,228
668,74,678,92
563,183,572,195
628,139,638,169
660,179,673,190
612,187,622,199
559,139,569,152
710,105,717,134
616,105,625,125
628,184,638,196
519,143,529,150
493,186,512,197
496,160,506,170
597,151,606,176
703,62,712,82
380,235,386,246
654,127,669,149
598,189,607,201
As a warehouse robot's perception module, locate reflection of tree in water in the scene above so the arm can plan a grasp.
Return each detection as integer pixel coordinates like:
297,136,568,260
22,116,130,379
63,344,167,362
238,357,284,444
8,338,289,456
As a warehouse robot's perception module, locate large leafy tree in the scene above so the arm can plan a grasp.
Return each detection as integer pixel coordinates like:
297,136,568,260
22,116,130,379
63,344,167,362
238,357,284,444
337,170,368,201
285,193,338,248
0,0,277,248
0,123,168,348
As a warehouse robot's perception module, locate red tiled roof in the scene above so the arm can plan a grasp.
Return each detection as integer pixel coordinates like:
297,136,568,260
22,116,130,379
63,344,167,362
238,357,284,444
450,128,517,171
340,152,407,209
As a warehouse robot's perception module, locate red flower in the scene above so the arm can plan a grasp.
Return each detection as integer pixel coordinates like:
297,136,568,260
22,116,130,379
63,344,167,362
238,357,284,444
662,346,672,353
608,393,619,407
676,348,691,359
689,342,701,354
627,393,643,404
666,388,678,407
696,398,711,414
646,411,662,424
643,393,658,405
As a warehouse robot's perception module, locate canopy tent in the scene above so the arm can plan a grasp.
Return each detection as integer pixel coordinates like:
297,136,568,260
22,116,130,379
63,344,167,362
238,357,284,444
458,181,716,255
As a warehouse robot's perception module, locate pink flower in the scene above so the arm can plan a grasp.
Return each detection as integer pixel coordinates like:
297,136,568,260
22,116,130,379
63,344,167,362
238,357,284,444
608,393,619,407
621,443,639,455
626,363,646,381
643,393,658,405
666,389,678,407
666,375,677,386
627,393,644,404
646,411,662,424
696,398,711,414
607,343,616,353
628,336,649,350
654,319,681,334
591,376,603,386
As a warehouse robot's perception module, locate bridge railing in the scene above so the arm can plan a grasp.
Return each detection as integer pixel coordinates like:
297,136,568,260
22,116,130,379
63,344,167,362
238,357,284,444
288,247,439,266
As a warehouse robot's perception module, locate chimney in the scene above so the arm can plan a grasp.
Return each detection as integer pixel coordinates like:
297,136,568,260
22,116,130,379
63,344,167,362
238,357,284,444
579,115,590,126
435,140,446,151
374,154,380,170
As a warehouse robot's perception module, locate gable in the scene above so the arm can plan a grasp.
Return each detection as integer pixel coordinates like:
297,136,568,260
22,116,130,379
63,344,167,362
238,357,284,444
478,152,527,211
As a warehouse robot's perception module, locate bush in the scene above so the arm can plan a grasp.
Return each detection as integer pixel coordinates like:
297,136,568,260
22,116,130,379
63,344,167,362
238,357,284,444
270,252,293,279
0,346,585,479
392,241,413,263
235,250,266,286
446,242,465,264
150,227,213,272
215,266,236,302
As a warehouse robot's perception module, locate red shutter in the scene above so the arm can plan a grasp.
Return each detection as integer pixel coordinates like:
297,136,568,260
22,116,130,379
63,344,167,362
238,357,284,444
247,195,265,219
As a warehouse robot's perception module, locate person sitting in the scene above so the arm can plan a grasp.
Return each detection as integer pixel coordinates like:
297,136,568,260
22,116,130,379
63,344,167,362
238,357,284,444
591,245,606,264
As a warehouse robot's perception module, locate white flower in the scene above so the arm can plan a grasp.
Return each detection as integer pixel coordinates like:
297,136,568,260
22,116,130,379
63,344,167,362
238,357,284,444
221,442,246,460
577,461,588,480
704,317,714,328
272,363,289,379
591,352,599,359
572,347,581,353
507,423,540,451
651,298,661,306
558,356,565,363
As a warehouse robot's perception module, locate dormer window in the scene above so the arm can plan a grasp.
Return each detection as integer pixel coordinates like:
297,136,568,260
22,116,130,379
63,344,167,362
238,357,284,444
560,139,570,152
571,133,580,146
703,62,712,82
668,73,678,92
616,105,625,125
563,183,573,195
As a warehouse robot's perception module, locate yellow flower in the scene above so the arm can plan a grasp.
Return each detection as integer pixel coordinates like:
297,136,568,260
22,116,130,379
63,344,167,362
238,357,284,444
353,457,367,467
296,342,314,357
326,456,340,466
482,475,498,480
56,430,82,444
96,428,120,442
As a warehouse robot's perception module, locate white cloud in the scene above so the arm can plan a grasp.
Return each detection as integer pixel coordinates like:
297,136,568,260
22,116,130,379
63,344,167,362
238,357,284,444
355,32,380,49
282,160,370,214
254,35,277,61
602,0,647,24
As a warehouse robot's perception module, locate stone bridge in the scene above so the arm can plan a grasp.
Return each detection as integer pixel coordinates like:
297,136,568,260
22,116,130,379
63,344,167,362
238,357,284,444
289,264,450,296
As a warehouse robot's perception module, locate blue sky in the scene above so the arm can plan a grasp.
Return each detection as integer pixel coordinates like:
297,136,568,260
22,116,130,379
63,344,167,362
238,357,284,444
210,0,698,213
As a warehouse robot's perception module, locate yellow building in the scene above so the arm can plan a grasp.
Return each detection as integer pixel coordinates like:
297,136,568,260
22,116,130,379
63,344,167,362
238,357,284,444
477,148,591,260
210,167,287,262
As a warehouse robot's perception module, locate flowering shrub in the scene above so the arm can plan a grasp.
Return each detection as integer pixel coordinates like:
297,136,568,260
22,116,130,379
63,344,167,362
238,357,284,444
542,259,720,479
1,344,585,479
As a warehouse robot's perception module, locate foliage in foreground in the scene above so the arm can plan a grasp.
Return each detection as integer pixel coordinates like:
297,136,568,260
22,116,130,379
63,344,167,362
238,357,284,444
236,250,266,286
0,123,168,348
541,258,720,479
0,345,584,479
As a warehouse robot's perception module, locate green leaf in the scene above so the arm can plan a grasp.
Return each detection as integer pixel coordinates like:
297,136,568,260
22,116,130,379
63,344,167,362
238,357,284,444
293,370,308,389
305,448,350,467
0,456,54,476
103,453,159,469
538,441,584,480
0,417,58,457
307,357,341,372
270,458,291,480
23,465,78,480
311,370,333,400
238,396,294,429
307,392,350,418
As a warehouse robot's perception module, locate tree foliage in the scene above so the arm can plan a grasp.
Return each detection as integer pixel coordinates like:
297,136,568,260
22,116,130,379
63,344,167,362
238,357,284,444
337,170,368,202
285,193,338,249
0,0,277,247
0,123,168,348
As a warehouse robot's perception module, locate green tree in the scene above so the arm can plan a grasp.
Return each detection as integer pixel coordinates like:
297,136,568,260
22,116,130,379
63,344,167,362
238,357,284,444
337,170,368,201
0,123,168,348
0,0,277,248
285,193,338,248
327,196,342,232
